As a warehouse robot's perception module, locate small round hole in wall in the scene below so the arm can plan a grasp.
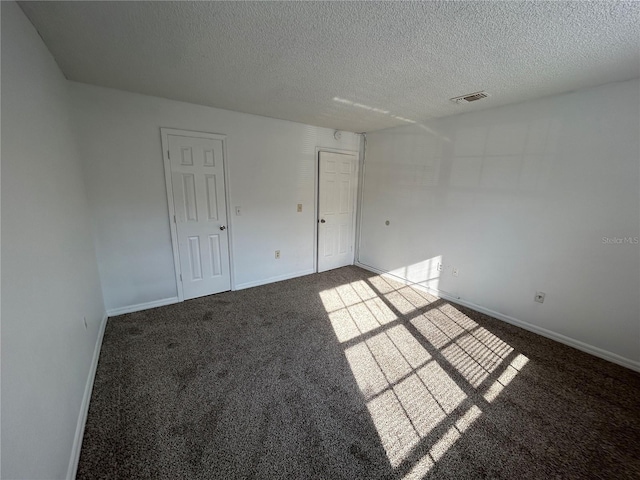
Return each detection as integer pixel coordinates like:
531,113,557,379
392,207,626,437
385,220,390,226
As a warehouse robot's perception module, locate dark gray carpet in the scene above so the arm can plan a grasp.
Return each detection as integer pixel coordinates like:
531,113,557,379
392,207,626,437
78,266,640,479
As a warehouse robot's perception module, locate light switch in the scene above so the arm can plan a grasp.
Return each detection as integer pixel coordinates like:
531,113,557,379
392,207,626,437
297,203,303,213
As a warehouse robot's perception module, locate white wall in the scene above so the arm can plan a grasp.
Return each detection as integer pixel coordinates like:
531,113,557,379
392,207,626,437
359,79,640,368
69,83,359,312
1,3,106,479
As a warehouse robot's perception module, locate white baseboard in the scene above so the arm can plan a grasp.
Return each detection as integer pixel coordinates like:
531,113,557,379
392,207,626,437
66,312,108,480
106,296,179,317
355,262,640,373
234,269,316,291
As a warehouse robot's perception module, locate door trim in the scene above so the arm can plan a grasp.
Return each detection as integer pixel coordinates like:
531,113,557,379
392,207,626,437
354,135,366,266
314,147,360,273
160,128,235,301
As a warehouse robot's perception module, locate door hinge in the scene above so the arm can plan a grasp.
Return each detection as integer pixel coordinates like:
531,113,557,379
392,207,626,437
167,150,170,159
179,273,182,281
173,215,176,223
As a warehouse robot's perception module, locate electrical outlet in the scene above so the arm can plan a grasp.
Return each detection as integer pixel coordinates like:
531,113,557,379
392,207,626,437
437,263,443,272
534,292,546,304
235,206,242,216
452,267,459,277
83,317,88,329
297,203,302,213
275,250,280,259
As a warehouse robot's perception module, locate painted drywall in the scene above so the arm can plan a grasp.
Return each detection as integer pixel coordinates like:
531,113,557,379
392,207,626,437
69,83,359,312
358,79,640,367
1,2,106,479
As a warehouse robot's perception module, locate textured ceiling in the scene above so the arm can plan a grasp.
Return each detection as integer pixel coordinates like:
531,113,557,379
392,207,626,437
19,1,640,132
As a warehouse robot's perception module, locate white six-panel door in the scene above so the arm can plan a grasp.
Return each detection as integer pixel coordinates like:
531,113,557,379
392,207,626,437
318,151,358,273
163,130,231,300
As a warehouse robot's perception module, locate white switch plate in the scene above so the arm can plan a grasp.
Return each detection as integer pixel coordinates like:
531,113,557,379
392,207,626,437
452,267,459,277
297,203,302,213
275,250,280,259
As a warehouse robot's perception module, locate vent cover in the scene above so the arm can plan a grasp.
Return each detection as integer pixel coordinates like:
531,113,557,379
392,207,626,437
450,91,489,104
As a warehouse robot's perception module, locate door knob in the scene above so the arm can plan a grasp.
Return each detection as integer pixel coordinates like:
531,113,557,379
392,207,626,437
320,219,326,223
220,225,226,231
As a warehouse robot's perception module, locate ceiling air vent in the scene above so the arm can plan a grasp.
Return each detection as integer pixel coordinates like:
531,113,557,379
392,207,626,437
450,91,489,104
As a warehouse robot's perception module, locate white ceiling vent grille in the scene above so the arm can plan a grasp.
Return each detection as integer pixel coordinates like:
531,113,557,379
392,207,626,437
450,91,490,104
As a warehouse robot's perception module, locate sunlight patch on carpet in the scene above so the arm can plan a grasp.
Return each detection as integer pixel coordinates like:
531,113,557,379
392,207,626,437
484,354,529,402
321,273,529,475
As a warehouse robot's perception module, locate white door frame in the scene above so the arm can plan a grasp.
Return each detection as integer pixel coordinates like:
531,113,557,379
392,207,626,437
161,128,235,301
354,135,367,266
314,147,360,273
